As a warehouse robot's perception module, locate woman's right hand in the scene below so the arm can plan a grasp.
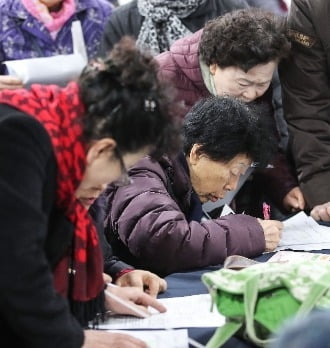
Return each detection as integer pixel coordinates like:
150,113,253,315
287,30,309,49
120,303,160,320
83,330,148,348
0,75,23,90
257,219,283,251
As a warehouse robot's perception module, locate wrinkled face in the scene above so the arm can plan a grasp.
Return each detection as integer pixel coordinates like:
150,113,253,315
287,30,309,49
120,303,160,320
209,61,277,103
188,149,252,203
39,0,63,10
75,140,150,209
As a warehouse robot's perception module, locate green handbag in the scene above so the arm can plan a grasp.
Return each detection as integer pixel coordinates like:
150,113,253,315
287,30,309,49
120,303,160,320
202,260,330,347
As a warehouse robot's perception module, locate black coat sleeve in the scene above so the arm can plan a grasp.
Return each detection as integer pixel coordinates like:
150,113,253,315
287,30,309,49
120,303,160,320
90,196,133,278
0,105,84,347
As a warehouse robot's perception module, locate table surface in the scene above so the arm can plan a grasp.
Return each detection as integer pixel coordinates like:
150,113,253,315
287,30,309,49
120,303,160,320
160,249,330,347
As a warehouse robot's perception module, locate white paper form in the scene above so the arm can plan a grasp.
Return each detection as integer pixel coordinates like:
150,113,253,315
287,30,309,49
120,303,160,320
4,21,87,87
107,329,189,348
275,212,330,251
98,294,225,330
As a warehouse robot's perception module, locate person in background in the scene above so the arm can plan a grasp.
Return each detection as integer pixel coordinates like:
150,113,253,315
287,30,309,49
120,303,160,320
0,0,112,90
280,0,330,222
103,96,283,276
270,310,330,348
98,0,248,57
155,8,305,218
246,0,290,15
0,38,179,347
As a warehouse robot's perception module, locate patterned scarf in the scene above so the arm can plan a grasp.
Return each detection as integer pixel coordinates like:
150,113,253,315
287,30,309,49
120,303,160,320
21,0,76,38
0,82,104,323
136,0,207,55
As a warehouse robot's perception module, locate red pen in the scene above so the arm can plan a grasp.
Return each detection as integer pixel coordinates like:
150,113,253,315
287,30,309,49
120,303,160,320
263,202,271,220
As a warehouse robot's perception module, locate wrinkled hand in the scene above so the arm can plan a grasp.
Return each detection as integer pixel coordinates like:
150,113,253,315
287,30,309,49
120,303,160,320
115,270,167,297
104,285,166,318
311,202,330,222
83,330,147,348
283,186,305,212
0,75,23,90
257,219,283,251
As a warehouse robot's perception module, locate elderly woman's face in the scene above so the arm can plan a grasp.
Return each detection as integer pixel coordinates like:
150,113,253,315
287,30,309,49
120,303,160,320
187,146,252,203
209,61,277,103
39,0,63,10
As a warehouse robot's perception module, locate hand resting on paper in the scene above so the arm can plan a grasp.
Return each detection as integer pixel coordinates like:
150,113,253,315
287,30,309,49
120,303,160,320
311,202,330,222
115,270,167,298
0,75,23,90
257,219,283,251
82,285,167,348
104,284,167,318
103,269,167,298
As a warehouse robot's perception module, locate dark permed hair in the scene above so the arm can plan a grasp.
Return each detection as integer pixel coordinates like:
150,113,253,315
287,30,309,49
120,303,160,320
199,8,290,72
182,96,277,168
78,37,181,158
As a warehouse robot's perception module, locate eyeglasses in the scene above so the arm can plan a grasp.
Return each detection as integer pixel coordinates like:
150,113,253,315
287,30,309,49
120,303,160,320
250,162,274,169
112,147,133,187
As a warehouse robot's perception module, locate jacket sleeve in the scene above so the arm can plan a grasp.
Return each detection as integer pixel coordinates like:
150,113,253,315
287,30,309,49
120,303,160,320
89,197,134,278
280,0,330,208
107,171,265,275
0,111,83,347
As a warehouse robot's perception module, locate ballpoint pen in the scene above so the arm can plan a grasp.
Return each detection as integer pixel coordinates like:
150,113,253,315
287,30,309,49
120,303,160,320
263,202,271,220
105,283,150,318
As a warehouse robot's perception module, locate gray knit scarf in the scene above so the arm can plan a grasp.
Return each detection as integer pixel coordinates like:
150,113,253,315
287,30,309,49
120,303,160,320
136,0,207,55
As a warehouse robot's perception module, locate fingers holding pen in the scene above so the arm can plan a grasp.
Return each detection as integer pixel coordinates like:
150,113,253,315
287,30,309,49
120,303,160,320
257,218,283,251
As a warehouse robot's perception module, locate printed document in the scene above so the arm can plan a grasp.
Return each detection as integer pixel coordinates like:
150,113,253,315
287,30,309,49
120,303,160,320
275,212,330,251
4,21,87,87
98,294,224,330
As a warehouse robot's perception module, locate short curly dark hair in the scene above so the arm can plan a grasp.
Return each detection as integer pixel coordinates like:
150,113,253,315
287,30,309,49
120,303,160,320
199,8,290,72
79,37,181,158
183,96,277,168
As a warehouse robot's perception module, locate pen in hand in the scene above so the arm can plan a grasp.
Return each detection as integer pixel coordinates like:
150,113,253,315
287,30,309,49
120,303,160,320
105,283,150,318
263,202,271,220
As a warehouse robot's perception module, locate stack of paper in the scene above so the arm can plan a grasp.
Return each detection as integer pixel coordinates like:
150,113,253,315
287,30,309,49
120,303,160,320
276,212,330,251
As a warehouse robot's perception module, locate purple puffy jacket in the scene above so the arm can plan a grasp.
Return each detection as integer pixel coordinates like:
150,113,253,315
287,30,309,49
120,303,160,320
104,155,265,275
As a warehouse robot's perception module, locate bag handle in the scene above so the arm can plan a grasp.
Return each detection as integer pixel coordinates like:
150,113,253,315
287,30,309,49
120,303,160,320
205,321,242,348
244,275,330,347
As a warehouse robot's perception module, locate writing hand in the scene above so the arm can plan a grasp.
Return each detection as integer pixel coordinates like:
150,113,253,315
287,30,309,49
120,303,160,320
257,218,283,251
104,285,166,318
115,270,167,298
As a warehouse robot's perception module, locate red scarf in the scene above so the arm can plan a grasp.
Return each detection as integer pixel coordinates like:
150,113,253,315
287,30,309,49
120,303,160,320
0,82,104,304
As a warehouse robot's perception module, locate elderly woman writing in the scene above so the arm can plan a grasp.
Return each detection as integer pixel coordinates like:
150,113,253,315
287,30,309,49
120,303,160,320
104,96,283,276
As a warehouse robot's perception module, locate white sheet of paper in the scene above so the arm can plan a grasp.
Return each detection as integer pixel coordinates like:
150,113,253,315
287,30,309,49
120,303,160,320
98,294,224,330
268,250,330,262
106,329,189,348
220,204,235,217
275,212,330,251
4,21,87,87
